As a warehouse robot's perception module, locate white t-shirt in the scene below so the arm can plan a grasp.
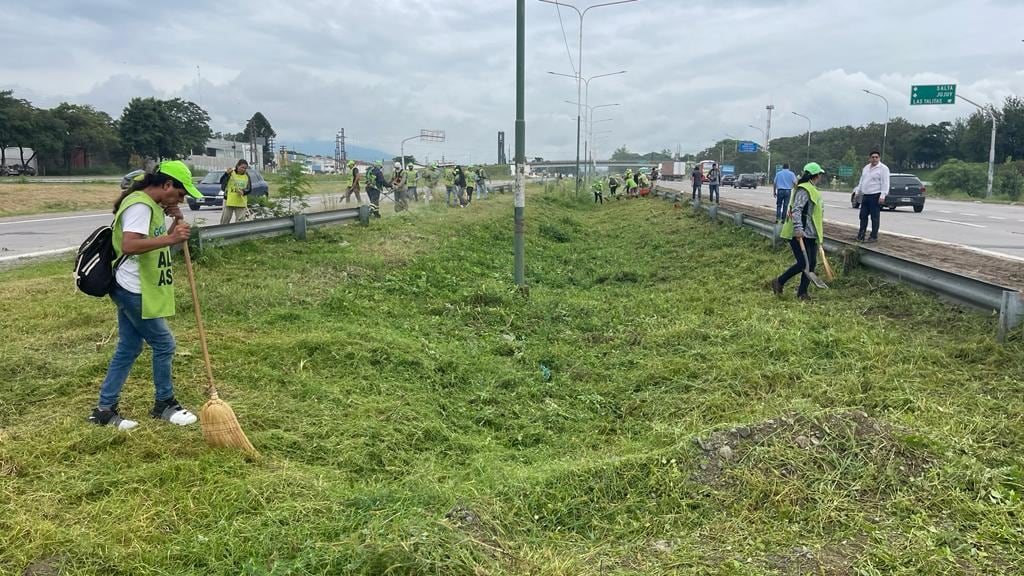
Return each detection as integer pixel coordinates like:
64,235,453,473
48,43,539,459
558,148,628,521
115,203,155,294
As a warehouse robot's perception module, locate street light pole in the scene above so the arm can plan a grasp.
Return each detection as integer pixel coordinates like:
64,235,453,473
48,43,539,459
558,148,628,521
515,0,526,286
549,69,626,186
791,111,811,163
863,89,889,160
957,94,998,199
539,0,638,197
748,124,766,179
766,104,774,178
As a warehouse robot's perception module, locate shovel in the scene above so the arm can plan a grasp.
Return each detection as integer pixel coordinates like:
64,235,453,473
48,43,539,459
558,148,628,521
797,236,829,289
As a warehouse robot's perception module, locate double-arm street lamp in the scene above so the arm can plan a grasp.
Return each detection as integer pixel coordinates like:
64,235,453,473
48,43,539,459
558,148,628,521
539,0,637,195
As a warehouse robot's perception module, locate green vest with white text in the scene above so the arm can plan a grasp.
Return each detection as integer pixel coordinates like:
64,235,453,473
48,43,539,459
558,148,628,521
112,192,176,319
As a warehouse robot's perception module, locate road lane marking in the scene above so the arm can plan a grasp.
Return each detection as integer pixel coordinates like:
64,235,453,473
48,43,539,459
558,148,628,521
0,212,109,227
988,216,1006,220
939,210,952,214
927,218,986,228
959,213,978,217
0,246,77,263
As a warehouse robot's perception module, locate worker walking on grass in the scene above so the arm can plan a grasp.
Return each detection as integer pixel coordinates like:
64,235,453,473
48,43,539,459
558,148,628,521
475,166,488,199
771,162,826,301
391,162,409,212
637,170,651,197
707,163,721,204
691,164,703,201
344,160,363,205
624,169,637,198
219,159,252,224
608,173,621,199
365,160,386,218
444,165,457,206
89,161,203,430
407,164,418,202
592,177,605,204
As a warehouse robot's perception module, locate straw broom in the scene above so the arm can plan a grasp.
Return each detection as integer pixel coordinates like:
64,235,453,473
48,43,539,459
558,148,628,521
181,238,259,458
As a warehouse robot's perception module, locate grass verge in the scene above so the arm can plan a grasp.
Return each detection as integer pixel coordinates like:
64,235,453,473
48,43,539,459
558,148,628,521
1,190,1022,574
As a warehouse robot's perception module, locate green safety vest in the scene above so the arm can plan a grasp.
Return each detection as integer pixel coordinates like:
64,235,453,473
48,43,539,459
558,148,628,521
780,182,824,240
112,192,176,319
225,170,250,208
408,169,417,186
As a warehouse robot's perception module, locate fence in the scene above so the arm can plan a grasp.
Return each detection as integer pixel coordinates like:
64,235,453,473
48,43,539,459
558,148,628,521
652,186,1023,342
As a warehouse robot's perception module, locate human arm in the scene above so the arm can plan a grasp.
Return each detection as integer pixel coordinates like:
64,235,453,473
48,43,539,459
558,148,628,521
880,165,890,201
789,188,810,238
121,218,190,255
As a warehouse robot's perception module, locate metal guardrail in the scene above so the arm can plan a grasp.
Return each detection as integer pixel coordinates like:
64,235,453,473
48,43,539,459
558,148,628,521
192,205,369,250
652,186,1023,341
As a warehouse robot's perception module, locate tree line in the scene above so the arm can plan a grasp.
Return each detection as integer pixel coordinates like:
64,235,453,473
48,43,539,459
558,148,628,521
0,90,276,174
611,95,1024,178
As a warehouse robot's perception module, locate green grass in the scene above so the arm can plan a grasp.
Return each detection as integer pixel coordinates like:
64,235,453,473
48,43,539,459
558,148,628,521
1,191,1022,575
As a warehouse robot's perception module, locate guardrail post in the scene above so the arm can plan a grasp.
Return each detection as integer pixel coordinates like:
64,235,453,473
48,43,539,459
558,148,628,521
733,212,744,226
708,204,718,221
358,204,370,226
292,213,307,240
773,221,783,248
997,290,1023,342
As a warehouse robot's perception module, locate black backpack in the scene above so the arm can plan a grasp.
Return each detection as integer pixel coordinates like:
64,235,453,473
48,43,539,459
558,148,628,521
74,225,126,297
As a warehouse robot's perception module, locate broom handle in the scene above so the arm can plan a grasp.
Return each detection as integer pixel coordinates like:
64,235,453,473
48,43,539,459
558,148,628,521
180,227,218,399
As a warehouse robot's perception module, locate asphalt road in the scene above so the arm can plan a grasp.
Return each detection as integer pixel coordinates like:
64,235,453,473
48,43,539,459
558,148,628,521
660,181,1024,260
0,194,360,266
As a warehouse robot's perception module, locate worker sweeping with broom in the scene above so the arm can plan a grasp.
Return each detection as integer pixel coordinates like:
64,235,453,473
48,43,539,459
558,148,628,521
771,162,828,301
89,161,202,430
90,160,259,457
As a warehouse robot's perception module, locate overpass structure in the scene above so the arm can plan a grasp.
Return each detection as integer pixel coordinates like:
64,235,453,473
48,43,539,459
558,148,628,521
528,160,660,170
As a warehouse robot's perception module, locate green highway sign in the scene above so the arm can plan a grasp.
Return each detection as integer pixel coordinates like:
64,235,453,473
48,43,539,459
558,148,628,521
911,84,956,105
838,166,854,177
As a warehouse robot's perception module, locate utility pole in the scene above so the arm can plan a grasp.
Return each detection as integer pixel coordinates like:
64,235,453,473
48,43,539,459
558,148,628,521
765,104,774,179
515,0,526,286
863,89,889,160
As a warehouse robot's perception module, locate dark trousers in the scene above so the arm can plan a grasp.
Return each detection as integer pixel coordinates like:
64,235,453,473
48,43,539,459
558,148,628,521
778,237,818,296
775,189,791,222
858,193,881,239
708,184,720,203
692,182,702,200
367,187,382,217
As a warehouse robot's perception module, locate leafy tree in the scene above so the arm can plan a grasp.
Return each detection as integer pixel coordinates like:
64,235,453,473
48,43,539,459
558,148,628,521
163,98,212,155
118,97,211,161
0,91,34,166
393,155,417,166
932,159,988,197
611,145,641,161
50,103,119,173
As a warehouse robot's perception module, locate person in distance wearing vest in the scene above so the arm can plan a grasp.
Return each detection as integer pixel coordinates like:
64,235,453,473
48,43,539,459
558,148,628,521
219,159,252,224
89,161,203,430
771,162,826,301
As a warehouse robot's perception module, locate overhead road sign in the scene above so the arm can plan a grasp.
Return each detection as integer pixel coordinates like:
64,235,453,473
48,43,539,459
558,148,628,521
738,141,760,153
911,84,956,105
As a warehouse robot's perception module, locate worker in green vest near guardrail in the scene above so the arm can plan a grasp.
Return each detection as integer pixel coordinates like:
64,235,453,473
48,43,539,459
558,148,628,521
444,165,456,206
772,162,826,301
220,159,252,224
592,177,605,204
407,164,418,202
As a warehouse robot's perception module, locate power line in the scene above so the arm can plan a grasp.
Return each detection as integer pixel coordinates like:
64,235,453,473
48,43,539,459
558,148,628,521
554,3,577,75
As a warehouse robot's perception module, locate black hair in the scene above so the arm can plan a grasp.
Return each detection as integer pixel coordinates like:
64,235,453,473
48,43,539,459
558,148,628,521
782,163,789,169
796,170,822,186
113,169,183,213
869,150,880,157
235,159,249,169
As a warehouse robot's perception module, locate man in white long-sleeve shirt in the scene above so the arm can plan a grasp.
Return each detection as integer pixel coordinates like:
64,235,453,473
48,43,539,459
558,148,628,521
853,150,890,243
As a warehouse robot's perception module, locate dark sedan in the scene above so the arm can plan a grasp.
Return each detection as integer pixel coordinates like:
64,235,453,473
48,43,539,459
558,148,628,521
851,173,926,213
721,174,737,186
188,168,269,210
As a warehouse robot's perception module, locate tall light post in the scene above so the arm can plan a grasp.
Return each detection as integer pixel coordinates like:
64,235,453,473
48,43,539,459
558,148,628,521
957,94,997,199
566,100,619,181
539,0,638,196
748,124,766,179
549,69,626,184
514,0,525,286
791,111,811,163
863,89,889,160
765,104,774,178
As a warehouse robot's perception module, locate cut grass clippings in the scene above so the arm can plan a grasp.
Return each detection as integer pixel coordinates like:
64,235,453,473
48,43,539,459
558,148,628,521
1,189,1022,575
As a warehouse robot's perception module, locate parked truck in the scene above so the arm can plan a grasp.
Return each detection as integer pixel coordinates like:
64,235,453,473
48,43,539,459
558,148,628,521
658,161,689,181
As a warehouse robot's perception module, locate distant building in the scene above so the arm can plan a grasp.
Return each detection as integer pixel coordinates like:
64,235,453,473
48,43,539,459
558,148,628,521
2,148,37,170
186,138,265,172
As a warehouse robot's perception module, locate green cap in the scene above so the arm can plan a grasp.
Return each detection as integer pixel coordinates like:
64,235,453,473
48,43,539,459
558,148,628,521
157,160,202,198
802,162,825,176
376,159,383,167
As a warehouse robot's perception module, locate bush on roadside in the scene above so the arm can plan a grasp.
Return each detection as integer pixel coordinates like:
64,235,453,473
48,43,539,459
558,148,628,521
931,159,989,198
996,161,1024,201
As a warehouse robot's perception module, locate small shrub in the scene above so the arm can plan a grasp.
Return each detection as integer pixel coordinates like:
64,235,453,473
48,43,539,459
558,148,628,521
931,159,988,198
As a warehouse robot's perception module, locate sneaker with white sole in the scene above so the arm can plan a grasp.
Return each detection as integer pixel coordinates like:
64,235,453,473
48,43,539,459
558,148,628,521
89,405,139,431
151,398,198,426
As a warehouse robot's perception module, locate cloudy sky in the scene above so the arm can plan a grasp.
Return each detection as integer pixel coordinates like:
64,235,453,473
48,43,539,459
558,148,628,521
3,0,1023,163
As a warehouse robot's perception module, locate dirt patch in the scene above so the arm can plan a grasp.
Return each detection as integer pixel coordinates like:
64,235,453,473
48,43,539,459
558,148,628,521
22,555,64,576
692,411,930,486
443,505,512,561
716,199,1024,292
764,540,865,576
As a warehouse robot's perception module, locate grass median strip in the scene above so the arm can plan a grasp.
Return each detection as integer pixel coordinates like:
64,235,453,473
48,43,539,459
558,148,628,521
1,191,1022,574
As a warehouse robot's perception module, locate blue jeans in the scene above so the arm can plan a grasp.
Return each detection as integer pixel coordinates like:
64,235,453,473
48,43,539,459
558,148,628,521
708,184,720,203
476,181,488,199
446,185,456,206
97,284,176,408
775,189,791,222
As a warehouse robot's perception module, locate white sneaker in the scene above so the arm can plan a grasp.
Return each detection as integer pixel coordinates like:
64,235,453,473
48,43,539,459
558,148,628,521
89,406,139,431
151,398,198,426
